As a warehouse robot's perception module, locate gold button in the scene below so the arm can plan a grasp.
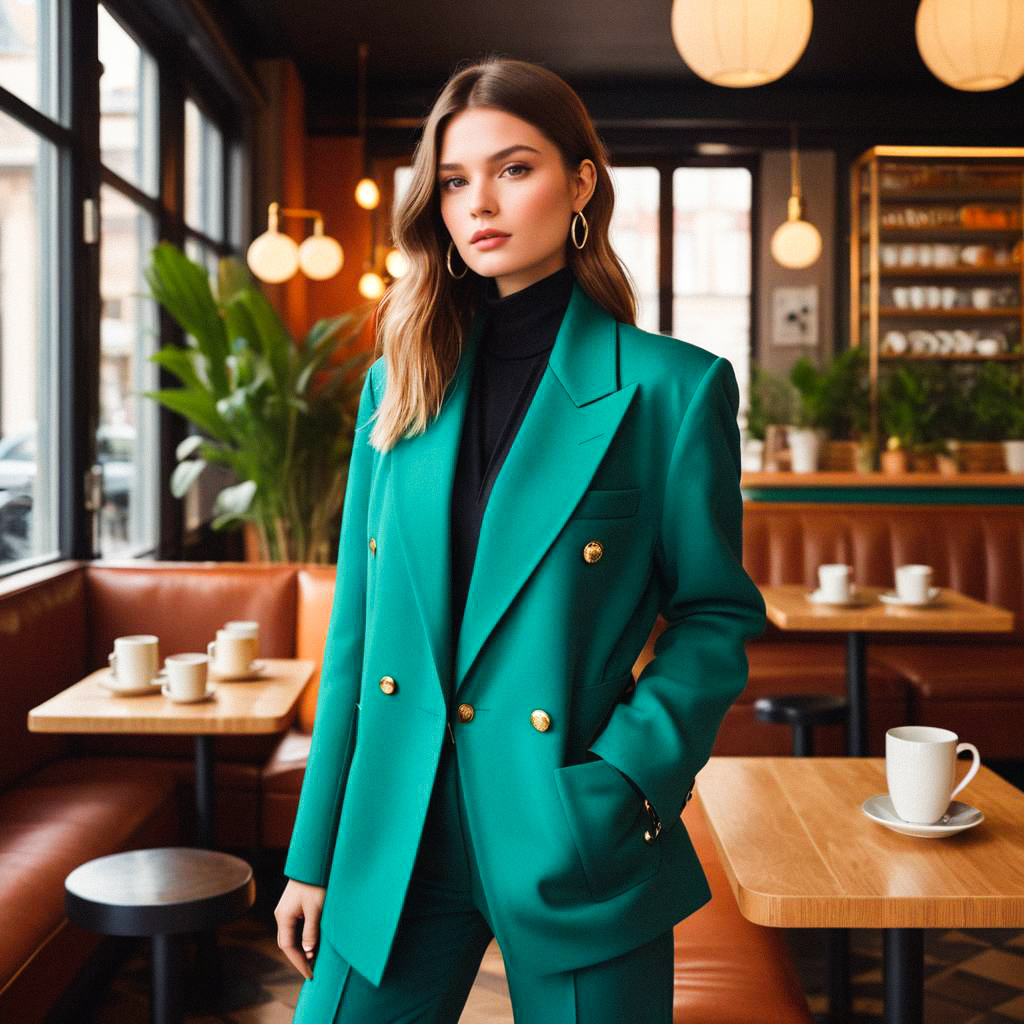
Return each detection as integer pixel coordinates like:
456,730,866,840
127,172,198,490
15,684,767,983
530,709,552,732
379,675,396,694
582,540,603,563
368,536,376,554
457,702,475,723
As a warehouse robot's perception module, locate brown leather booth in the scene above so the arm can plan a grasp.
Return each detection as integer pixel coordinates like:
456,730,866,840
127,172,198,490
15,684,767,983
3,500,1020,1019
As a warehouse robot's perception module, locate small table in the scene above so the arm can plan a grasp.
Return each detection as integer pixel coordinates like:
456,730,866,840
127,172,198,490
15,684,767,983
759,584,1013,756
65,847,255,1024
28,657,315,848
696,756,1024,1024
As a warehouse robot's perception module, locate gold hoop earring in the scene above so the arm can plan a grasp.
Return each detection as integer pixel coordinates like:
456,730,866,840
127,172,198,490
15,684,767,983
570,210,589,250
446,240,468,279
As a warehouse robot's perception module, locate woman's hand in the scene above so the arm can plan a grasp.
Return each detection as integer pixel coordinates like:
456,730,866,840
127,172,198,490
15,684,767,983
275,878,326,979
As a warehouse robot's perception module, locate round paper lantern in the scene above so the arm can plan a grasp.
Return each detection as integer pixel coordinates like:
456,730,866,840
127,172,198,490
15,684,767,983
671,0,813,88
916,0,1024,91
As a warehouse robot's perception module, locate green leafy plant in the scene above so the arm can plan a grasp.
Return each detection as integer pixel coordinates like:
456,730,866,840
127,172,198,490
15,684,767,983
143,241,374,563
788,347,870,438
967,362,1024,441
746,365,796,440
879,365,942,452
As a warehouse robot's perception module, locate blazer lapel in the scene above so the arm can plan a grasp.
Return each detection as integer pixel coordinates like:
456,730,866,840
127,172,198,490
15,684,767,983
390,279,640,708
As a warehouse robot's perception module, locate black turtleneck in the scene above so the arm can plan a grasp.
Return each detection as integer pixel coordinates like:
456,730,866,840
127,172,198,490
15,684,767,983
449,264,574,657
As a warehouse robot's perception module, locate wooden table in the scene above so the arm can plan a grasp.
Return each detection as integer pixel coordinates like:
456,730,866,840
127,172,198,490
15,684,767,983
696,756,1024,1024
759,584,1013,756
28,657,314,848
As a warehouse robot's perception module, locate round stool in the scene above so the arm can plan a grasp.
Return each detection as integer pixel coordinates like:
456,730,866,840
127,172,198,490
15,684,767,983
753,693,849,757
65,847,255,1024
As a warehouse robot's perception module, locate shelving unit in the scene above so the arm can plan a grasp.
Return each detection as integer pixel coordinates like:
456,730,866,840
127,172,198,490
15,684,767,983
850,146,1024,449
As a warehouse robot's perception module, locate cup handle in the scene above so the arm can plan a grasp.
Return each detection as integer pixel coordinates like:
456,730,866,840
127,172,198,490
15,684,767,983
207,640,216,659
950,742,980,800
108,652,116,671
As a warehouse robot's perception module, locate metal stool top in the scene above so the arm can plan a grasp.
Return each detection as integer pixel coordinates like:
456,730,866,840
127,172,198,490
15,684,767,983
65,847,255,937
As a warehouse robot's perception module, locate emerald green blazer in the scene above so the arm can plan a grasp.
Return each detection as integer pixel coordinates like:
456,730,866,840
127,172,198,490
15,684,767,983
284,278,767,986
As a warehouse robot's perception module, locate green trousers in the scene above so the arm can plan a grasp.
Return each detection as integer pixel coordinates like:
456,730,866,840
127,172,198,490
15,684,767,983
292,735,674,1023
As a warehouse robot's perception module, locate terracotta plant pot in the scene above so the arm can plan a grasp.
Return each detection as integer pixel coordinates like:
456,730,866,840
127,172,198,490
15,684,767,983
823,440,858,472
912,451,937,473
880,449,909,475
936,453,960,476
959,441,1005,473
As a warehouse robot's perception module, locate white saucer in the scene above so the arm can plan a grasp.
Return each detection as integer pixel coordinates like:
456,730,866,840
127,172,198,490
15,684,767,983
879,586,941,607
209,658,268,682
807,586,871,607
99,668,166,696
861,793,983,838
161,681,217,704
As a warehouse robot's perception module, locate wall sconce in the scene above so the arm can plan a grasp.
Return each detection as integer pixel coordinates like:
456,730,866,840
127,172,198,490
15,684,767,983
247,202,344,283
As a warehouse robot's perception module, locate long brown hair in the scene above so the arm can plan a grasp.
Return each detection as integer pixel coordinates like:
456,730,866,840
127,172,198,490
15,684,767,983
370,56,636,452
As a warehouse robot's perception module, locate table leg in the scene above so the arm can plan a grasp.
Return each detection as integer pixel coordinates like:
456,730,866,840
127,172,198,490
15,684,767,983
883,928,924,1024
151,933,184,1024
194,735,215,849
845,632,868,756
192,735,224,1007
826,927,852,1022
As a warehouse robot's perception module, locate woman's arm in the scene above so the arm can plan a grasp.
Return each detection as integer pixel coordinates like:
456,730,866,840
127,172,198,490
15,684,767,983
284,366,378,886
588,355,767,827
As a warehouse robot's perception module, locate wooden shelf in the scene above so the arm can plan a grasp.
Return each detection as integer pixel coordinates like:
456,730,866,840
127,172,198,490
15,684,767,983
877,306,1021,317
865,266,1022,278
742,471,1024,487
878,352,1023,362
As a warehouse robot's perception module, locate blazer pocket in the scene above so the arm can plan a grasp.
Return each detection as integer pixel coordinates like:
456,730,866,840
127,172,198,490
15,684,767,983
570,486,642,521
552,756,661,901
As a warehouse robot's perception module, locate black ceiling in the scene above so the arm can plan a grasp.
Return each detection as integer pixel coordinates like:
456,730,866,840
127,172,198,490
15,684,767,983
204,0,1024,152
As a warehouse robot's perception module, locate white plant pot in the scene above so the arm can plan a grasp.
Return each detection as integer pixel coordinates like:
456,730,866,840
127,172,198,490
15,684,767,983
788,427,820,473
1002,439,1024,473
742,438,765,472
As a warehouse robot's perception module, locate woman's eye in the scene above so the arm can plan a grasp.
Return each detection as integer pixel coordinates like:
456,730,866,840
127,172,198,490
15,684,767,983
441,164,530,192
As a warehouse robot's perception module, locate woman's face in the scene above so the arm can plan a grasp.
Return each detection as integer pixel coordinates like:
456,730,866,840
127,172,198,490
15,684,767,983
438,107,595,298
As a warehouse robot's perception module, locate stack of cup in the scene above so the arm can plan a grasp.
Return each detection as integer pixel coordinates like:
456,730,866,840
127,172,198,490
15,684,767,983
207,620,261,679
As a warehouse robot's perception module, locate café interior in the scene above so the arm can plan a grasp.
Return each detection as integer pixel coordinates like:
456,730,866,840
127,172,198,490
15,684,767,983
2,1,1023,1022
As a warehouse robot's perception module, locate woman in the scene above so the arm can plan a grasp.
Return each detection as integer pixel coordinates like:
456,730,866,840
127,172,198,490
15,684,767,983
276,56,766,1023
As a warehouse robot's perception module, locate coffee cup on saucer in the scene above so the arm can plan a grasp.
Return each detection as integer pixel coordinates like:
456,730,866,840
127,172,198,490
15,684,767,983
207,629,258,678
817,563,852,603
886,725,981,824
163,653,210,702
894,564,933,604
108,635,160,691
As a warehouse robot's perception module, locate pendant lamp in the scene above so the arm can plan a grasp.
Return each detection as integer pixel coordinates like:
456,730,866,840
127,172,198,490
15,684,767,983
670,0,813,88
770,125,821,269
916,0,1024,91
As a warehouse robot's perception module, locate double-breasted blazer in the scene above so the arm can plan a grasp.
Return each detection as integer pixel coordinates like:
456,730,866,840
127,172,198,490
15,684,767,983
284,277,767,987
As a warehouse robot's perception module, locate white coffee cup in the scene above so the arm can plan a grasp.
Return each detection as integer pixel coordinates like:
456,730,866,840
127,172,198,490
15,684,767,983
886,726,981,824
207,629,258,677
224,619,260,640
164,653,209,702
895,564,933,604
818,563,852,602
108,635,159,689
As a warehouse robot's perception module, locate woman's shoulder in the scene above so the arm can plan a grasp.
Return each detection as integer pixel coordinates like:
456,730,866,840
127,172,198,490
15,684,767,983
616,321,724,411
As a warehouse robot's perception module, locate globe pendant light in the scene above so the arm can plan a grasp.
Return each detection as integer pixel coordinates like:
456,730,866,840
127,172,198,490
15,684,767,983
671,0,813,88
770,125,821,269
298,217,344,280
916,0,1024,91
354,42,381,209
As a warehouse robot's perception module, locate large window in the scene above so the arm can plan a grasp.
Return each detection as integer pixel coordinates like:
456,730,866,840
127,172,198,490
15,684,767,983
97,4,160,557
0,0,250,576
0,11,61,568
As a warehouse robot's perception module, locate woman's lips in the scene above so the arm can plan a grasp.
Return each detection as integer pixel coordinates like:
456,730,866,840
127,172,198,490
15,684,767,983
472,234,510,250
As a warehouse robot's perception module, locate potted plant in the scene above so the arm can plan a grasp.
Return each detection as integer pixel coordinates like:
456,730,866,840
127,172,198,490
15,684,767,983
745,365,795,471
816,348,872,472
143,242,375,562
788,357,830,472
965,362,1024,472
878,366,932,474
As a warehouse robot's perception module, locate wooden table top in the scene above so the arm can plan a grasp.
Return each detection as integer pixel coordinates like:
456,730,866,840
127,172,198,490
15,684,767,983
27,658,315,736
760,583,1014,634
695,756,1024,929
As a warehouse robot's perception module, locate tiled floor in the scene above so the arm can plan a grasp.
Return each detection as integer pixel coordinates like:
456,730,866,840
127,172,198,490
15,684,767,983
81,912,1024,1023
